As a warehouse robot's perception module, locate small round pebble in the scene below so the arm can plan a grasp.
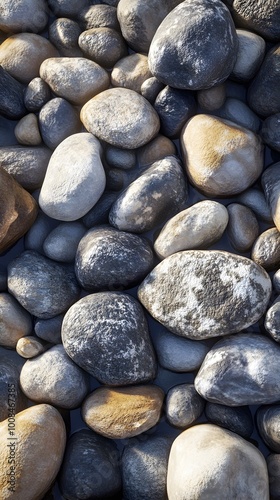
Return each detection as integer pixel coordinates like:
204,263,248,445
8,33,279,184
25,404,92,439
49,17,82,57
264,297,280,343
137,135,176,166
43,222,86,263
16,336,48,359
236,187,273,222
166,384,205,428
205,402,254,438
256,405,280,452
14,114,42,146
24,77,51,113
111,53,151,93
141,76,165,103
215,97,261,133
251,228,280,271
79,27,127,68
231,29,265,81
39,97,81,150
227,203,259,253
154,86,197,138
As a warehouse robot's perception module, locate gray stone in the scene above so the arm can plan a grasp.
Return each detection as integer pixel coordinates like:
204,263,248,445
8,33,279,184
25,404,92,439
43,222,86,263
264,297,280,343
62,292,156,385
78,4,120,31
148,0,238,90
24,77,51,113
195,333,280,406
262,114,280,152
262,162,280,231
257,405,280,453
0,356,27,422
224,0,280,41
111,53,151,92
0,0,49,33
16,336,48,359
0,116,18,147
75,226,154,291
137,135,176,166
273,271,280,294
25,211,58,254
48,0,88,18
197,84,226,111
138,251,271,340
80,87,160,149
79,27,127,68
82,191,119,229
267,454,280,500
166,384,205,428
227,203,259,253
0,146,51,190
237,187,273,222
0,292,33,349
141,76,165,103
251,228,280,271
8,250,80,319
0,66,26,119
49,18,82,57
15,113,42,146
39,97,82,150
105,146,136,170
35,315,63,344
154,86,197,138
205,402,254,438
231,29,266,81
215,97,261,133
109,156,187,233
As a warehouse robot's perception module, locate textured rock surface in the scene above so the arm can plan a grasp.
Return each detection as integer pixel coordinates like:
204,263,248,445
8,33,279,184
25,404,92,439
14,113,42,146
79,27,127,68
197,84,226,111
16,336,48,359
215,97,261,133
0,0,49,33
43,222,86,263
265,297,280,343
49,17,82,57
35,315,63,344
251,228,280,271
0,67,26,120
267,454,280,499
224,0,280,41
0,145,51,190
166,384,205,428
0,293,32,348
262,114,280,152
78,4,120,31
154,86,196,138
137,135,176,166
24,77,51,113
237,187,272,222
231,29,265,81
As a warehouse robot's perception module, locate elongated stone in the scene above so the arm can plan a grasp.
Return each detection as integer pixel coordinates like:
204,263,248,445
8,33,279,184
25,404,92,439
261,162,280,232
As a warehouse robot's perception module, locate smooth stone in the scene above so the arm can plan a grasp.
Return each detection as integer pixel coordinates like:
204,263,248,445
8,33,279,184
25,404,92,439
16,336,48,358
82,191,119,228
43,222,86,263
122,435,172,500
197,84,226,111
167,424,269,500
39,97,81,150
0,66,26,119
227,203,259,253
0,404,66,499
262,114,280,152
205,402,254,439
257,406,280,453
148,0,238,90
111,53,151,92
24,211,58,253
80,87,160,148
62,292,156,385
0,168,38,254
154,200,229,259
264,297,280,343
40,57,110,106
248,44,280,117
0,293,32,348
59,429,122,500
153,328,209,372
138,251,271,339
231,29,266,81
49,18,82,57
48,0,88,17
137,135,176,166
82,385,164,439
154,86,197,138
262,162,280,231
105,146,136,170
274,272,280,294
0,33,58,84
35,315,63,344
0,356,27,421
109,156,187,233
24,77,51,112
166,384,205,428
141,76,165,103
79,27,127,68
181,114,264,197
8,250,80,319
0,146,51,190
0,0,49,33
39,133,106,221
215,97,261,133
20,345,89,409
251,228,280,271
15,113,41,146
267,454,280,500
224,0,280,41
78,4,120,31
195,333,280,406
237,187,273,222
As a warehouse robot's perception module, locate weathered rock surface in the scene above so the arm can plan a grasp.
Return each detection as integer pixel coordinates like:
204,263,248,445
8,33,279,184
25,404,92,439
137,135,176,166
78,4,120,31
154,86,196,138
166,384,205,428
49,17,82,57
265,297,280,343
35,315,63,344
0,0,49,33
48,0,88,18
14,114,42,146
197,84,226,111
0,67,26,120
79,27,127,68
262,114,280,152
0,145,51,190
215,97,261,133
43,222,86,263
111,53,151,92
231,29,265,81
0,293,32,348
224,0,280,41
16,336,48,359
141,76,165,103
24,77,51,113
251,228,280,271
0,356,27,422
237,187,272,222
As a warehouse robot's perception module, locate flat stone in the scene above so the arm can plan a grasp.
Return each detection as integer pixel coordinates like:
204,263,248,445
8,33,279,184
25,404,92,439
24,77,51,113
80,87,160,148
0,356,27,421
0,0,49,33
137,135,176,166
262,114,280,152
264,297,280,343
0,293,32,348
261,162,280,231
39,97,81,150
205,402,254,439
43,222,86,263
8,250,80,319
62,292,156,385
251,228,280,271
256,405,280,453
111,53,151,92
154,86,197,138
79,27,127,68
49,18,82,57
16,336,48,359
224,0,280,41
14,114,42,146
0,146,51,190
231,29,266,81
138,250,272,339
82,385,164,439
0,66,26,119
227,203,259,253
166,384,205,428
78,4,120,31
39,133,106,221
195,333,280,405
35,315,63,344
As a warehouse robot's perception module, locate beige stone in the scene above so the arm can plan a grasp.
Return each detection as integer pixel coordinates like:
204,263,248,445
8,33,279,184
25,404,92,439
111,53,152,93
0,404,66,499
16,336,47,359
137,135,176,166
0,293,32,348
82,385,164,439
14,114,41,146
197,84,226,111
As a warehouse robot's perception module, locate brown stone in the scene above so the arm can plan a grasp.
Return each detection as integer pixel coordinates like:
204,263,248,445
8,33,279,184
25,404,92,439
82,385,164,439
0,168,38,254
137,135,176,166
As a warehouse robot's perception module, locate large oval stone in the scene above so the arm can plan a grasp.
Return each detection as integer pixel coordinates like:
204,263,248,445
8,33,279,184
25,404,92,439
138,250,272,339
0,0,49,33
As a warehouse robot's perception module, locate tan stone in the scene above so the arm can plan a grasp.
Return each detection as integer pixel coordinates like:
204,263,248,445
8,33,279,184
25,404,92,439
111,53,152,93
16,336,47,359
137,135,176,166
82,385,164,439
14,114,41,146
0,404,66,499
0,167,38,254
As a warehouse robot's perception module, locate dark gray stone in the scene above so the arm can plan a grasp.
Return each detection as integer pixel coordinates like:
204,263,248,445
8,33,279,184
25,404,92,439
166,384,205,428
24,77,51,113
264,297,280,343
236,188,273,222
141,76,165,103
105,146,136,170
262,162,280,232
8,251,80,319
148,0,238,90
49,18,83,57
205,402,254,438
75,226,154,291
0,66,26,119
0,356,27,421
0,266,7,291
35,315,63,344
61,292,157,385
43,222,86,263
154,86,197,138
0,116,17,146
25,211,58,254
82,191,119,228
78,4,120,31
262,114,280,152
79,27,127,68
256,405,280,452
251,228,280,271
0,0,49,34
59,429,122,500
39,97,82,150
0,146,52,190
214,97,261,133
48,0,89,18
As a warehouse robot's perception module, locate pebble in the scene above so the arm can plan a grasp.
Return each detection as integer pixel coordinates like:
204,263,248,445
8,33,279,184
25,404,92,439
14,113,42,146
75,226,154,291
109,156,187,233
224,0,280,41
264,297,280,343
0,292,32,348
24,77,51,112
251,228,280,271
154,200,229,259
16,336,48,359
111,53,151,92
8,250,80,319
81,385,164,439
167,424,269,500
39,97,81,150
82,191,119,228
197,84,226,111
48,0,88,18
78,4,120,31
0,0,49,34
105,146,136,170
0,145,51,190
20,344,89,409
79,27,127,68
0,168,38,254
181,114,263,197
267,454,280,500
256,405,280,453
262,114,280,152
43,221,86,263
62,292,156,385
166,384,205,428
0,67,26,120
39,133,106,221
195,333,280,405
0,355,27,421
274,271,280,294
227,203,259,253
215,97,261,133
236,187,273,222
137,135,176,166
80,87,160,149
0,404,66,499
141,76,165,103
24,211,58,253
154,86,197,138
40,57,110,106
262,162,280,231
231,29,266,81
49,17,82,57
205,402,254,439
59,429,122,500
35,315,63,344
148,0,238,90
138,251,271,339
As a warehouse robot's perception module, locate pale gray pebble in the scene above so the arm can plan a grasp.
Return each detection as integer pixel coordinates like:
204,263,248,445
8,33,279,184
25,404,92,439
24,77,51,113
231,29,266,81
43,222,86,263
166,384,205,428
236,187,273,222
49,17,83,57
227,203,259,253
105,145,136,170
20,344,89,409
82,191,119,229
262,114,280,153
205,402,254,439
39,97,81,150
256,405,280,452
141,76,165,103
48,0,88,18
273,270,280,294
215,97,261,133
25,211,58,254
79,27,127,68
16,336,49,359
264,297,280,343
267,454,280,500
78,4,120,32
251,228,280,271
35,315,63,344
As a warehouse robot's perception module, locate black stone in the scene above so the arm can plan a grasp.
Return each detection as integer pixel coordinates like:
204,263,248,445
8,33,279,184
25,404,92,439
0,66,26,119
24,77,51,113
261,113,280,152
82,191,119,228
205,402,254,438
39,97,81,150
154,86,197,138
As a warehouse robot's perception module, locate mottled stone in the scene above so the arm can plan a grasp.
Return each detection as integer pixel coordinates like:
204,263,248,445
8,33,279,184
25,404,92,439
82,385,164,439
237,187,272,222
39,133,106,221
79,27,127,68
215,97,261,133
8,250,80,319
0,293,32,348
227,203,259,252
43,222,86,263
264,297,280,343
0,356,27,421
154,86,196,138
39,97,81,150
35,315,63,344
141,76,165,103
0,67,26,120
78,4,120,31
181,114,263,197
138,251,271,339
267,454,280,500
80,87,160,148
197,84,226,111
111,53,151,92
24,77,51,113
257,405,280,453
15,114,42,146
205,402,254,438
16,336,48,359
82,191,119,229
251,228,280,271
262,162,280,231
0,146,51,190
224,0,280,41
195,333,280,405
105,146,136,170
167,424,269,500
49,18,82,57
40,57,110,106
154,200,229,259
48,0,88,18
262,114,280,152
166,384,205,428
231,29,265,81
0,0,49,33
